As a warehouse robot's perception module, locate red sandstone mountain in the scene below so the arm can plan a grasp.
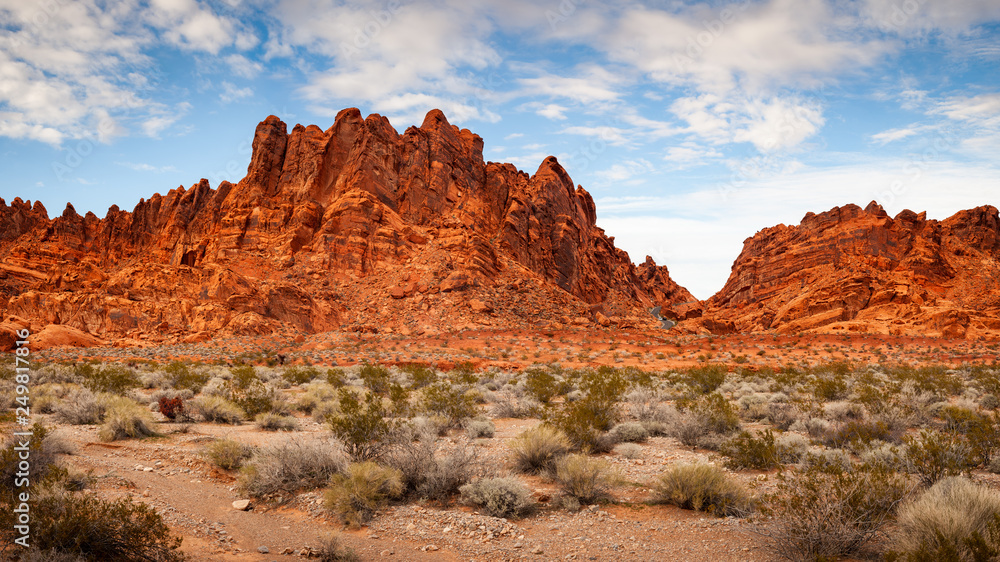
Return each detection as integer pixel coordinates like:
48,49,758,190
676,202,1000,339
0,109,693,348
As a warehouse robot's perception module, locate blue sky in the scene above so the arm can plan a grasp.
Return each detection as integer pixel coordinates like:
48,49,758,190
2,0,999,299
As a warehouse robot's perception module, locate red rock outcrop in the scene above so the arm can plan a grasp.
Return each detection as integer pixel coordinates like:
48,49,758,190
0,109,691,348
678,202,1000,339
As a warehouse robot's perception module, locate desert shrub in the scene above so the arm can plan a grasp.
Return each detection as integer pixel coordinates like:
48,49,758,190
317,533,361,562
191,395,245,424
225,365,273,417
554,454,616,504
509,424,571,474
524,367,560,404
860,441,906,470
78,363,141,395
941,406,1000,466
903,429,975,486
489,390,540,418
14,549,87,562
358,362,392,395
676,392,740,434
163,361,210,392
1,489,184,562
889,476,1000,561
254,413,299,432
326,368,346,387
239,436,347,497
157,396,184,420
98,398,158,442
610,421,649,443
549,368,626,452
766,401,800,430
614,442,643,458
813,375,849,401
653,462,754,517
684,365,727,394
755,462,911,560
826,419,895,450
399,363,436,389
283,365,320,386
202,438,254,471
0,423,61,496
324,462,403,528
417,444,479,499
465,418,496,439
459,477,534,518
722,429,781,470
54,387,106,425
799,448,853,472
297,382,338,415
775,432,810,464
824,400,867,422
328,389,402,462
420,381,477,428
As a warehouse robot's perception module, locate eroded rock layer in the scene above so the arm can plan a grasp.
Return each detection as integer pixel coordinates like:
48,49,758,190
678,202,1000,339
1,109,691,348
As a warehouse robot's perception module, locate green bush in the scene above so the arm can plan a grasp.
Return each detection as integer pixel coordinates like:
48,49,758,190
722,430,781,470
904,429,975,487
420,382,477,428
283,365,321,386
813,375,849,401
459,477,534,518
226,365,273,417
191,395,245,424
889,476,1000,561
202,438,254,471
509,424,571,474
239,437,347,497
755,462,911,560
549,369,624,452
358,362,392,395
163,361,209,393
98,398,158,442
941,406,1000,466
684,365,727,394
524,367,560,404
328,389,401,461
399,363,436,389
554,454,616,504
77,363,141,395
652,462,754,517
676,392,741,434
1,490,184,561
324,462,403,528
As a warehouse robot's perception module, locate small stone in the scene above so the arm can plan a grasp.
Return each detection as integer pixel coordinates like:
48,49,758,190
281,548,294,555
143,466,154,472
142,489,150,497
380,550,393,556
422,544,439,552
257,546,269,554
532,546,544,554
232,500,251,511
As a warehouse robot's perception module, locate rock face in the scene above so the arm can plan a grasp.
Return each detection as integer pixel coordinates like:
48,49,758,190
0,109,690,348
679,202,1000,339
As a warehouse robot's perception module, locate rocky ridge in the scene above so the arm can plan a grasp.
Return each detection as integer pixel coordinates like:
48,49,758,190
676,202,1000,339
0,109,692,348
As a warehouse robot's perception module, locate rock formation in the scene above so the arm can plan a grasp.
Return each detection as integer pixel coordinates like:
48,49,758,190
678,202,1000,339
0,109,691,348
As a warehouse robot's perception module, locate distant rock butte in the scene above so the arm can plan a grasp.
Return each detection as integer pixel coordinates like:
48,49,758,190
676,202,1000,339
0,109,693,349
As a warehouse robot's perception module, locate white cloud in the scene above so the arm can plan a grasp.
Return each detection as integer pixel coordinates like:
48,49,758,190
220,81,253,102
141,102,191,137
504,132,524,140
147,0,235,54
862,0,1000,33
664,145,724,166
593,159,655,185
871,126,921,145
671,93,824,151
115,161,178,173
536,103,568,120
559,125,629,145
225,54,263,78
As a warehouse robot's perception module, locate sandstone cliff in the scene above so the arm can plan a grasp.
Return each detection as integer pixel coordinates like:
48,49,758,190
678,202,1000,339
0,109,690,348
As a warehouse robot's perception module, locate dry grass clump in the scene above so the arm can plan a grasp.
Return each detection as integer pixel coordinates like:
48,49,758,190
98,397,158,442
53,387,107,425
652,462,754,517
459,477,535,518
239,436,348,497
465,418,496,439
610,421,648,443
324,462,404,528
890,476,1000,560
202,438,255,470
254,412,299,432
509,424,571,474
317,533,361,562
191,395,245,424
755,462,911,560
554,454,616,504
